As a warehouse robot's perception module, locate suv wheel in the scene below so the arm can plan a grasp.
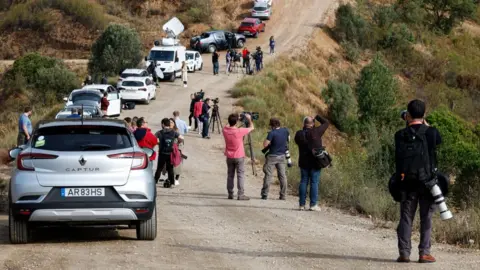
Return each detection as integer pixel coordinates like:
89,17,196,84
237,39,244,48
199,63,203,70
208,44,216,53
9,197,30,244
136,206,157,240
170,71,176,82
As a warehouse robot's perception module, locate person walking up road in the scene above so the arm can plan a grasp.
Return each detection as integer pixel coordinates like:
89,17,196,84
294,114,329,211
17,107,32,146
261,118,289,200
223,113,254,200
212,49,219,75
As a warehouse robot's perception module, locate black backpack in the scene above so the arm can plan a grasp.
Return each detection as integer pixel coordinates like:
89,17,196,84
396,125,433,183
159,130,176,155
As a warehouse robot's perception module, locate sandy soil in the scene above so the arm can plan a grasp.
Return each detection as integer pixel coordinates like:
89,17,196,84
0,1,479,269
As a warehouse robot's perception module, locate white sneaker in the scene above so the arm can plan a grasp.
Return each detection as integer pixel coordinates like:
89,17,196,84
309,205,321,211
299,206,305,211
175,180,179,186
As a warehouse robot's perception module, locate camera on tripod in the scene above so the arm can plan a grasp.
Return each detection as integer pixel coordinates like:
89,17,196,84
212,97,219,104
194,90,205,100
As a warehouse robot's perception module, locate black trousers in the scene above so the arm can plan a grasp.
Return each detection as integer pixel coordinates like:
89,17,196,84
188,111,197,129
155,154,174,184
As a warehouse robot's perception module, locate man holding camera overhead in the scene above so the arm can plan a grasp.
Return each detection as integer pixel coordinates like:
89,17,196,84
394,99,442,264
261,118,289,200
222,113,254,200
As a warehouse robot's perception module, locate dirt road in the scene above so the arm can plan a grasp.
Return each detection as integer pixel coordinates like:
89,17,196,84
0,0,479,269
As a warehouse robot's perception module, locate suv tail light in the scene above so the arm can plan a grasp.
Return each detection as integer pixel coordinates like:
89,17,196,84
17,153,58,171
108,152,148,170
138,88,147,91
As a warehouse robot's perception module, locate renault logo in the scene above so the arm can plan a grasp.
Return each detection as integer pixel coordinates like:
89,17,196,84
79,156,87,166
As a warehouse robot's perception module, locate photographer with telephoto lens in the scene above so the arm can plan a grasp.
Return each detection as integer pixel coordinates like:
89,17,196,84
394,99,443,264
222,113,254,200
260,118,289,200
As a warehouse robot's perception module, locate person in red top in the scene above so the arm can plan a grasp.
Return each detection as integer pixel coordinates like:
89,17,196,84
193,98,204,135
242,47,249,67
222,113,254,200
133,118,158,161
100,92,109,116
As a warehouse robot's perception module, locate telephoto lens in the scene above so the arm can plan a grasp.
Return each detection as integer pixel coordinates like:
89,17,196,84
285,150,292,167
430,184,453,220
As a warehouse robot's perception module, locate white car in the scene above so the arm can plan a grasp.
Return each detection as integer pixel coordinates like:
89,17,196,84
185,50,203,72
118,69,152,88
118,77,156,105
55,104,103,119
252,2,272,19
64,88,122,117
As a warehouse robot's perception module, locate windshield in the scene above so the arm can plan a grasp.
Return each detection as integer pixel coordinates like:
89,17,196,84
240,22,254,27
254,6,268,11
186,53,194,60
71,93,101,103
122,81,144,87
120,73,141,78
32,126,132,151
148,50,175,62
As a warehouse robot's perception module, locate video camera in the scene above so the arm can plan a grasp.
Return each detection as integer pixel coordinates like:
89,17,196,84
212,97,219,104
194,90,205,100
239,111,259,127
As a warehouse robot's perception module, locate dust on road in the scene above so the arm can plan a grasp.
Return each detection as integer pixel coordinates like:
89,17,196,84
0,1,479,269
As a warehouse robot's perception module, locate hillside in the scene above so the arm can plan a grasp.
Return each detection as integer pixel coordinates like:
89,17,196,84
0,0,252,59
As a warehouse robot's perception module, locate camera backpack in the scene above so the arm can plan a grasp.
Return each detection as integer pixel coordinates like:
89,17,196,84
396,125,432,183
159,129,176,155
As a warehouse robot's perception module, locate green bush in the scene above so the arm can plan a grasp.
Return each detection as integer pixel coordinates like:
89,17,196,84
34,65,79,104
422,0,476,34
378,23,414,50
5,53,58,85
356,55,398,123
180,0,213,24
88,24,143,76
373,5,398,29
333,4,371,48
394,0,426,26
341,41,360,63
322,80,359,134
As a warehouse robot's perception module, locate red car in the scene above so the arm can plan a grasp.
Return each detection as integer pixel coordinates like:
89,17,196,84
237,18,265,38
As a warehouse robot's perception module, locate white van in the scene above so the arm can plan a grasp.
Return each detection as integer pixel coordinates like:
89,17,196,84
145,38,186,82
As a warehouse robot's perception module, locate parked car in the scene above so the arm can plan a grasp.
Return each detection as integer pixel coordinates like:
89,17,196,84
7,119,157,244
238,18,266,38
190,31,246,53
118,69,152,89
55,104,103,119
185,50,203,72
118,77,156,105
252,2,272,20
63,89,122,117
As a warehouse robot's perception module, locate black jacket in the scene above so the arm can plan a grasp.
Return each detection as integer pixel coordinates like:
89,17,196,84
294,115,329,169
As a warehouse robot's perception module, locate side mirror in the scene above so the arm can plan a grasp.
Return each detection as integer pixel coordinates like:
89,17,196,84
144,56,148,61
8,147,22,160
63,97,68,102
142,147,154,158
175,57,179,63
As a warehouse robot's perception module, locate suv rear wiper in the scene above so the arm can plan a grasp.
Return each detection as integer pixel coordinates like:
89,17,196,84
80,144,112,150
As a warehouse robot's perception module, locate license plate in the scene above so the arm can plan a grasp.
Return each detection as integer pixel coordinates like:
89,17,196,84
61,188,105,197
244,31,250,35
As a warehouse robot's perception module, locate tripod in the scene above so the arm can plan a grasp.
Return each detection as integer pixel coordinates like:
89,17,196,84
209,103,223,134
240,122,257,176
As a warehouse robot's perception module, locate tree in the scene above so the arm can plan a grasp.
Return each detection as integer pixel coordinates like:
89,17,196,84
421,0,476,34
356,55,398,123
322,80,359,134
88,24,143,76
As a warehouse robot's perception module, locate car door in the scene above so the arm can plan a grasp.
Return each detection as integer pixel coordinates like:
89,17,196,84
107,90,121,116
215,32,227,49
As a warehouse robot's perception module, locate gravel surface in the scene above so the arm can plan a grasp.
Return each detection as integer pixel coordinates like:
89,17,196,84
0,1,479,269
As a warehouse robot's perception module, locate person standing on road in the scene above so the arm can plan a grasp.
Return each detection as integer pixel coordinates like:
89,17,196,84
395,99,441,264
173,110,188,136
212,49,219,75
194,98,204,135
269,36,276,55
226,49,232,75
17,106,32,146
189,93,199,131
255,46,264,72
182,61,188,88
294,114,329,211
133,118,158,162
242,47,249,68
223,113,254,200
169,117,184,186
100,92,109,116
155,118,184,187
261,118,289,200
201,98,211,139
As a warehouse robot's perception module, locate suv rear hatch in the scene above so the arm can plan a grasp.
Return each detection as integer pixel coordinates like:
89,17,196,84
26,125,141,187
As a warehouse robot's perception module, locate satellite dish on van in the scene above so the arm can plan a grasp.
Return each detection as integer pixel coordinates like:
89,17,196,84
163,17,184,39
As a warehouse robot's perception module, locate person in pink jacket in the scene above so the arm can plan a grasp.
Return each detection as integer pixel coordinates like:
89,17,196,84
193,98,204,135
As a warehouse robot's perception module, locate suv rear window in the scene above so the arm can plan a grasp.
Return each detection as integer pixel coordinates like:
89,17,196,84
241,22,254,27
122,81,144,87
32,126,132,151
254,6,268,11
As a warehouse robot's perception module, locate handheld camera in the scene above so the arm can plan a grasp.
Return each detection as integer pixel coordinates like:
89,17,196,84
239,112,259,128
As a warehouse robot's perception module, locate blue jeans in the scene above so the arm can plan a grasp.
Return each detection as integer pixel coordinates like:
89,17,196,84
202,116,209,137
299,168,321,207
213,62,219,75
255,61,261,72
